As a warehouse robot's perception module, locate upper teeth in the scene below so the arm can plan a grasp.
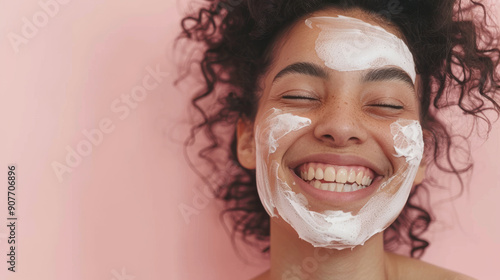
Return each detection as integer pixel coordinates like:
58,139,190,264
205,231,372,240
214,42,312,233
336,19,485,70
299,164,374,186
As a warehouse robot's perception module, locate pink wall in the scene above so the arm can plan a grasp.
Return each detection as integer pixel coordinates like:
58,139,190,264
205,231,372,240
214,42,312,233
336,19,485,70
0,0,498,279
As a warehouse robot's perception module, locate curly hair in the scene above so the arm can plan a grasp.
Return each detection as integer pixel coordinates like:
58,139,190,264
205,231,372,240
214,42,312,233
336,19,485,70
176,0,500,259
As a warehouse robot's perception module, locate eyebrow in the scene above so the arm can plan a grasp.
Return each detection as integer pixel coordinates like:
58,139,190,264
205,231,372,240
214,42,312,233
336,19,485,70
272,62,415,90
272,62,328,83
362,67,414,89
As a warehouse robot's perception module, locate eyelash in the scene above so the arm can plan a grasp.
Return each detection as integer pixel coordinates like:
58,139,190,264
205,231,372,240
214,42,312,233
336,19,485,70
371,103,404,110
282,95,316,100
282,96,404,110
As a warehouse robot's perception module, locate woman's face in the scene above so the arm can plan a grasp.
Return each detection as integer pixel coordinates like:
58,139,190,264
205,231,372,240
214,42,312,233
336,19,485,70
237,8,424,249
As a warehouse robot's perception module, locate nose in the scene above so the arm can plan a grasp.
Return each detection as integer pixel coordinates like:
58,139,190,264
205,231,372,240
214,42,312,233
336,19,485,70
313,99,368,147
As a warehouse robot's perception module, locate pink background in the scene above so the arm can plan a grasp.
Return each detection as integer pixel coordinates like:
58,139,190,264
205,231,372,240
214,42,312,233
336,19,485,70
0,0,498,279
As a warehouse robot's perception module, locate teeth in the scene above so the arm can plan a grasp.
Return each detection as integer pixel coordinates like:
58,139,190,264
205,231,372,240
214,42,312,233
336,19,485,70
308,167,315,181
299,165,374,187
356,171,364,185
336,168,348,183
309,180,368,192
314,180,321,189
315,168,324,180
324,167,336,181
347,170,356,183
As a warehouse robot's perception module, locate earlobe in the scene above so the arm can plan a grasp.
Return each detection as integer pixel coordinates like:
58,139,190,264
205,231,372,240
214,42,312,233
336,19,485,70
236,118,257,169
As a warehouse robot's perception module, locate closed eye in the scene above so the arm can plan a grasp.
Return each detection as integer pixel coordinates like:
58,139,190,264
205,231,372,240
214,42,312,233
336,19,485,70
371,103,404,110
282,95,317,101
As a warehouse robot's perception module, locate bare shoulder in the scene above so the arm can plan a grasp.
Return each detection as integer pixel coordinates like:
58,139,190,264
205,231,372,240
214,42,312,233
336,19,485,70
386,252,477,280
249,256,475,280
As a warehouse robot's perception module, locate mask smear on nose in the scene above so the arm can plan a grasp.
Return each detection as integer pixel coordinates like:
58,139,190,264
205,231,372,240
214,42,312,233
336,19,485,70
255,108,424,249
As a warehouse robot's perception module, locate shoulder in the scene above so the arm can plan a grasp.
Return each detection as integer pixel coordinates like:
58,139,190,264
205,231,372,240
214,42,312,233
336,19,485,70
386,252,476,280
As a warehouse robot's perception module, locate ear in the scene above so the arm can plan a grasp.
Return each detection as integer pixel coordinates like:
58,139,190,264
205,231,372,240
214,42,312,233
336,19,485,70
236,118,256,169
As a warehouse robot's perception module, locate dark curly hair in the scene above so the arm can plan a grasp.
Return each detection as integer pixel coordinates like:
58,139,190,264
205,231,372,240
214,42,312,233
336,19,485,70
175,0,500,259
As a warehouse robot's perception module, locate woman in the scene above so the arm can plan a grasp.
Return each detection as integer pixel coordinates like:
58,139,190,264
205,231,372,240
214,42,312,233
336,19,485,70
177,0,499,279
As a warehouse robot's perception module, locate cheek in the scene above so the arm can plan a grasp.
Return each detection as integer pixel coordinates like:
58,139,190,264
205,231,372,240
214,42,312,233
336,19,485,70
255,109,312,159
367,120,423,174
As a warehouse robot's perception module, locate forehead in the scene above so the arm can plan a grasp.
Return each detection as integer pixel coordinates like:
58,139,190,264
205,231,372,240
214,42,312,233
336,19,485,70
281,7,404,50
265,8,408,79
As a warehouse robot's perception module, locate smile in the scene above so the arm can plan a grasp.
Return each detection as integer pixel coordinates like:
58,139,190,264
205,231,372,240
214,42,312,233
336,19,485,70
295,163,376,193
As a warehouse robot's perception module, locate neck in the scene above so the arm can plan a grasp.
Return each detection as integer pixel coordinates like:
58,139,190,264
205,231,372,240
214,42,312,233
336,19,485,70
269,220,393,280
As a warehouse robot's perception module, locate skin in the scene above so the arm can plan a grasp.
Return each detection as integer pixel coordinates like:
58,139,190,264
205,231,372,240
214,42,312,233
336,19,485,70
236,7,475,280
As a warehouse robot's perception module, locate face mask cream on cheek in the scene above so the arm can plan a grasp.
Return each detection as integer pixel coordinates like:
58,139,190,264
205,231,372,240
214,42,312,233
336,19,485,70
305,15,416,83
255,109,424,249
255,108,312,216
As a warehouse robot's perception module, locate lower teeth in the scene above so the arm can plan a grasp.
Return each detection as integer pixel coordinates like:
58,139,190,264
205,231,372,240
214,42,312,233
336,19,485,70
308,180,367,192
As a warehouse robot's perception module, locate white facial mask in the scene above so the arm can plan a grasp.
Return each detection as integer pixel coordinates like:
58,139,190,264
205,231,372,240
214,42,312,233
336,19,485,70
255,109,424,249
256,109,312,215
305,15,416,83
253,15,422,249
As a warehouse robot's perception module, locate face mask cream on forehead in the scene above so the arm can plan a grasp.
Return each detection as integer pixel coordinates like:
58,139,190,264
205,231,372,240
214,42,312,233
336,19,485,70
305,15,416,83
255,109,424,249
